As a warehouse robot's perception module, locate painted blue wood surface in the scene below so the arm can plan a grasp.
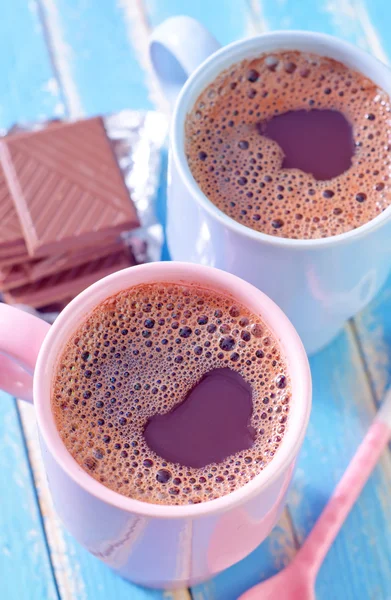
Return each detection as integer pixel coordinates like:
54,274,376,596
0,0,390,598
191,516,296,600
0,0,64,129
360,0,391,64
39,0,153,118
0,2,60,598
355,274,391,402
52,530,172,600
293,328,391,599
156,149,170,261
0,394,58,600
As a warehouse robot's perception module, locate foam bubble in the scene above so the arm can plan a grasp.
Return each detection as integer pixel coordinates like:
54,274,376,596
185,51,391,239
52,283,290,505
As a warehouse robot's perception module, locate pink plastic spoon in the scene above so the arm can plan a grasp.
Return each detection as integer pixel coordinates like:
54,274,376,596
239,390,391,600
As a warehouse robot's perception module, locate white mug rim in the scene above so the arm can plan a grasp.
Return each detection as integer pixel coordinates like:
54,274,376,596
172,29,391,250
34,262,311,520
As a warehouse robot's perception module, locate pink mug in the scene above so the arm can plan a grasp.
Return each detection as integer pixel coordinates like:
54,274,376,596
0,262,311,588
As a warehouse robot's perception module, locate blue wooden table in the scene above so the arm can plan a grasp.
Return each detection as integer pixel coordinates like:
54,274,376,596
0,1,390,598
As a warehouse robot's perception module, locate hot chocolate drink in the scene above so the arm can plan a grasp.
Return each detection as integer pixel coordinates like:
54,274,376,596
52,282,291,505
185,50,391,239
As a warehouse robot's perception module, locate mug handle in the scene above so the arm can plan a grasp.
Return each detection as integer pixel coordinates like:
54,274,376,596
0,304,50,402
149,16,221,107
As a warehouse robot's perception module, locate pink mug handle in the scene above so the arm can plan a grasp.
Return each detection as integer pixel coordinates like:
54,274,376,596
0,304,50,402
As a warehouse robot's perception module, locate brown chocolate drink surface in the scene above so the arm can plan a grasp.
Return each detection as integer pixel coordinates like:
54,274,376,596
52,282,291,505
185,51,391,239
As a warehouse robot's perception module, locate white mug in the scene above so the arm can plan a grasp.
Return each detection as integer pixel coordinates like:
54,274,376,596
150,18,391,355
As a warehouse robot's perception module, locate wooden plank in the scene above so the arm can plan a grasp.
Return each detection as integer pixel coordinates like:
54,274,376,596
354,277,391,402
156,148,171,261
326,0,388,63
350,0,391,405
289,326,391,599
191,511,296,600
0,2,62,598
19,401,190,600
0,0,64,129
118,0,170,113
39,0,152,118
250,0,388,59
0,394,58,600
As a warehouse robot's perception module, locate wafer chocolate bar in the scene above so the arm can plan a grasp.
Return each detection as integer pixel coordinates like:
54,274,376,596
0,117,139,257
4,248,135,307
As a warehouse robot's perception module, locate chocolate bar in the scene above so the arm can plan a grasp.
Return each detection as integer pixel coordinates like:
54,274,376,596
0,117,139,257
4,249,135,307
0,244,28,263
0,164,25,250
0,241,128,291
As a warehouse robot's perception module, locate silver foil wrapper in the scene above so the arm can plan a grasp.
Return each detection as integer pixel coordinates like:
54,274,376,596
3,110,169,322
104,110,167,263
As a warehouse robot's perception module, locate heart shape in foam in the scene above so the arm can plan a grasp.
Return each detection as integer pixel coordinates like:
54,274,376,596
260,109,354,180
143,367,255,468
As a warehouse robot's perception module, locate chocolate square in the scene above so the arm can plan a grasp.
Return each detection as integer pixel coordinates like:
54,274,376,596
0,117,139,256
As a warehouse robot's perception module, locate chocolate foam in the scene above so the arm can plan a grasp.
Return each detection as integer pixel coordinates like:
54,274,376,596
52,282,291,505
185,51,391,239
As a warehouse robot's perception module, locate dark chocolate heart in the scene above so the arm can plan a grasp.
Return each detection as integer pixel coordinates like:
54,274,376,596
143,368,255,468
